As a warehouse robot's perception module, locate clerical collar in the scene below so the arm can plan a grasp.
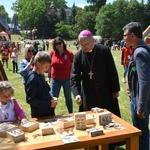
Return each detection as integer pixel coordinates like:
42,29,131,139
88,50,93,52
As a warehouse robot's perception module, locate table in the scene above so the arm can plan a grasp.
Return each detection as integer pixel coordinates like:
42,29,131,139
1,110,141,150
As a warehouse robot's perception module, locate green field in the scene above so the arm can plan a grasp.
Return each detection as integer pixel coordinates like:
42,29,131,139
6,35,131,122
3,35,132,149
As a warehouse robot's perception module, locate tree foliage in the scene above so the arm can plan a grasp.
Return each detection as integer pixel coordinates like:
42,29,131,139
96,0,147,39
75,9,96,35
0,5,9,22
2,0,150,39
55,21,75,39
11,0,66,37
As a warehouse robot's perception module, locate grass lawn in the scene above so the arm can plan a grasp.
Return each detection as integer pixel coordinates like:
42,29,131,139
3,34,132,149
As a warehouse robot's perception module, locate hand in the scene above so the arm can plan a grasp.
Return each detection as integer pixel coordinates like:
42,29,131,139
21,118,28,124
113,92,119,98
137,111,145,119
75,95,82,105
126,89,130,97
51,97,58,108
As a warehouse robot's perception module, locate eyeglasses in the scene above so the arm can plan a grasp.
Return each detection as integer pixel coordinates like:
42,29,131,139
123,33,131,37
28,49,34,53
55,42,62,46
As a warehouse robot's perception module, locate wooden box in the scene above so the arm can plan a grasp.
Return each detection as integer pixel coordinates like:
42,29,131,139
86,128,103,137
74,112,86,130
86,114,95,125
0,123,17,138
57,117,74,129
91,107,104,113
6,129,25,143
20,121,39,132
96,111,112,125
41,123,54,135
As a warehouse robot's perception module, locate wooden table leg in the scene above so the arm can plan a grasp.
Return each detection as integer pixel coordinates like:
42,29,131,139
84,145,108,150
126,135,139,150
98,145,108,150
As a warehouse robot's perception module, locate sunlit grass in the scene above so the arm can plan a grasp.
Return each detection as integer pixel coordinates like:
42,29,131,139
6,34,132,122
4,35,134,149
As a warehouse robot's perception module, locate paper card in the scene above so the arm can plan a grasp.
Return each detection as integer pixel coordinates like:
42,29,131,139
59,134,80,144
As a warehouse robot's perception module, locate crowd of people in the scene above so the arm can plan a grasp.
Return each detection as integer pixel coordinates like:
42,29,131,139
0,22,149,150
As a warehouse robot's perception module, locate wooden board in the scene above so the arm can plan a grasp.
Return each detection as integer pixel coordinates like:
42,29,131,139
0,60,8,81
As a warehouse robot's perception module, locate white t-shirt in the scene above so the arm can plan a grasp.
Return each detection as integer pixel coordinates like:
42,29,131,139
0,101,16,122
11,52,18,63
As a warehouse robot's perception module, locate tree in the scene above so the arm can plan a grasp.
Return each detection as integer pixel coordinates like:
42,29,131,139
95,4,115,38
86,0,106,12
0,5,9,22
95,0,145,39
143,0,150,30
75,9,96,34
12,0,67,38
55,21,75,39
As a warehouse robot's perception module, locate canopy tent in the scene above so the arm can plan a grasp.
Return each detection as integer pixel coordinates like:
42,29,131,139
0,15,9,32
0,31,8,36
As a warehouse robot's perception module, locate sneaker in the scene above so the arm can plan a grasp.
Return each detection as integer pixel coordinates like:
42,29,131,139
122,78,126,83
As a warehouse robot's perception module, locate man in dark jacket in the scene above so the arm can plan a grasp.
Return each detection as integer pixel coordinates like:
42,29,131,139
123,22,150,150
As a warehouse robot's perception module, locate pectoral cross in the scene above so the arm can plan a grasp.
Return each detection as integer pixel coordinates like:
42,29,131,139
88,71,93,79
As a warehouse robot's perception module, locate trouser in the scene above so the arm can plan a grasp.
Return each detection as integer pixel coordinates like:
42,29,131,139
12,61,18,73
50,78,73,113
130,101,150,150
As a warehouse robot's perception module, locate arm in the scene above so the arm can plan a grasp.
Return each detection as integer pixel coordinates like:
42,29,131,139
12,99,28,124
19,56,34,78
70,52,82,105
135,49,150,113
70,53,82,97
121,48,124,65
26,74,52,108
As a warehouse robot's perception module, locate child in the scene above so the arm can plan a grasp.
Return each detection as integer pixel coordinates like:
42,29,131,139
25,51,57,118
0,81,27,124
11,47,18,73
1,43,10,70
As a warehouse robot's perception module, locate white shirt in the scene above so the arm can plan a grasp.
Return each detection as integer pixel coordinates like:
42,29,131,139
0,101,16,122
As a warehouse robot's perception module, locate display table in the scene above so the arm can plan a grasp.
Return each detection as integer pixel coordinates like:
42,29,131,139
0,110,141,150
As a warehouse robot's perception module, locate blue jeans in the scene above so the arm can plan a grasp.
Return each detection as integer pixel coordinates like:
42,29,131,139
50,78,73,113
130,101,150,150
123,65,128,78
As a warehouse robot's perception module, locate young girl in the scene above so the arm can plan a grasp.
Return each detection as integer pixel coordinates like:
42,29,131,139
11,47,18,73
0,81,27,124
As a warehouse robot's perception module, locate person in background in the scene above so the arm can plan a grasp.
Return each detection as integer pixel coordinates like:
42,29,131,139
40,39,45,51
46,41,49,51
11,47,18,73
0,81,27,124
123,22,150,150
49,37,73,113
19,44,35,81
70,30,121,150
121,42,133,83
25,51,57,118
120,39,125,49
1,43,10,70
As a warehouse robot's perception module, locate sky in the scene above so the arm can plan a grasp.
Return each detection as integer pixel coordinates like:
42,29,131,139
1,0,114,18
